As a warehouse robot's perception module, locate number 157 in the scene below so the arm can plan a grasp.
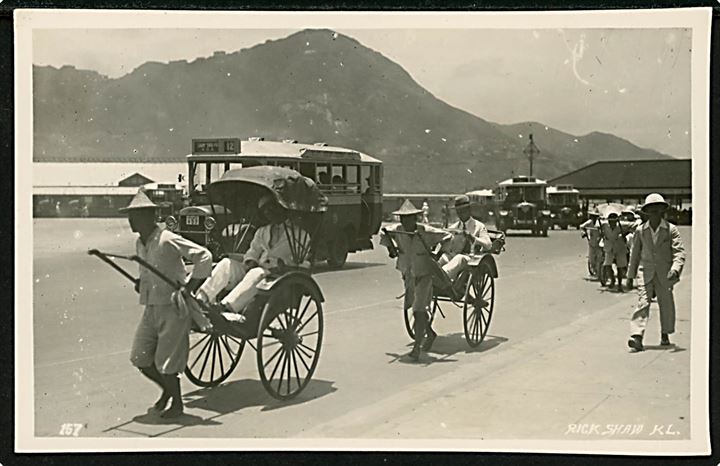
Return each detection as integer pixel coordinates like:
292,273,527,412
59,423,83,436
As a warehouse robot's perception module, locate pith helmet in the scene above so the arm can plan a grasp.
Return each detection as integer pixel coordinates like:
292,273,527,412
392,199,423,216
641,193,669,212
118,190,158,213
453,195,471,209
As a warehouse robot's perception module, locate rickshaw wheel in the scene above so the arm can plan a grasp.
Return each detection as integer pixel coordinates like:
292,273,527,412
257,279,324,400
184,330,245,387
403,305,414,339
463,263,495,347
598,262,608,286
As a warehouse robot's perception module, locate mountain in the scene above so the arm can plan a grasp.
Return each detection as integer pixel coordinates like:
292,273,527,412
32,29,672,193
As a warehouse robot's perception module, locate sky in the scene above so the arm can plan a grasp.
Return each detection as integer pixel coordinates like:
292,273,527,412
33,28,692,157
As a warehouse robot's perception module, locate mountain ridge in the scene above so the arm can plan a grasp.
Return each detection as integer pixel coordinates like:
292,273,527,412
32,29,672,192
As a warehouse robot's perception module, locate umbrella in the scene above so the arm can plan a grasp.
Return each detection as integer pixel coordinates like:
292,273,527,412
595,203,624,219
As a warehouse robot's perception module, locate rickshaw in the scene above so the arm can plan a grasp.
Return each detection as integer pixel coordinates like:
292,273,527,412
383,226,506,348
90,166,327,400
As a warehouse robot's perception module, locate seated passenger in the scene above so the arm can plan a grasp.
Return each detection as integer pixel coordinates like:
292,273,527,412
196,194,308,314
438,195,493,281
318,172,330,185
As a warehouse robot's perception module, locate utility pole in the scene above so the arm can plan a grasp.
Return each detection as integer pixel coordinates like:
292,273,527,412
523,133,540,176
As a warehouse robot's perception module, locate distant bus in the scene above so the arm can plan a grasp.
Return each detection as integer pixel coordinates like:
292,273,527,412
167,137,383,267
465,189,494,223
493,175,551,236
546,184,583,229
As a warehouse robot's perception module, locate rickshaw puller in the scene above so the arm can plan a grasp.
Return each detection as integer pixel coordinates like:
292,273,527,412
601,212,628,292
196,194,308,313
626,194,685,352
438,195,493,282
380,200,451,361
122,191,213,418
580,209,602,272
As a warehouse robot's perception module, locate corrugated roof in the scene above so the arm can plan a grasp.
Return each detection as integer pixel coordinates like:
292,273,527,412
550,159,690,189
33,163,187,187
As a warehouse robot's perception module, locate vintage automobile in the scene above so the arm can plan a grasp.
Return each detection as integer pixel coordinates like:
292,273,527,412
547,185,583,229
493,176,551,236
140,182,185,223
166,137,384,267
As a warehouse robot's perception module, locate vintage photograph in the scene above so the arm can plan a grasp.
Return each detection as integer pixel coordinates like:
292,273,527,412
14,8,711,454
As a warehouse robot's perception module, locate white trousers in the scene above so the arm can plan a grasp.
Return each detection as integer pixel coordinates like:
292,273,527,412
197,258,267,312
438,253,470,281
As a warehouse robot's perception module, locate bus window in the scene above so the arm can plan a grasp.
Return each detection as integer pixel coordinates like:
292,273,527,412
346,165,359,193
317,164,331,186
371,166,382,192
299,162,316,180
278,161,299,170
361,166,371,193
331,165,345,189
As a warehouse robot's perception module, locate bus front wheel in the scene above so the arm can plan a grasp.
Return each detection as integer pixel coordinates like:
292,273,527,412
327,233,349,269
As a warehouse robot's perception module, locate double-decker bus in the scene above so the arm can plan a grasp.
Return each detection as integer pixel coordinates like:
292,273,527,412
546,184,583,229
166,137,383,268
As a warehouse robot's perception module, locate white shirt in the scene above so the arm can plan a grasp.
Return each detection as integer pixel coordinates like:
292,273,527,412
649,219,668,246
445,217,493,254
136,227,213,305
244,220,309,269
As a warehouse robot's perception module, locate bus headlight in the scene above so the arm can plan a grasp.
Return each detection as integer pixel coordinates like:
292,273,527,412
204,216,216,231
165,215,178,231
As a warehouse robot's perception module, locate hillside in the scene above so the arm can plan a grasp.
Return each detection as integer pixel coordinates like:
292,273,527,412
33,29,671,193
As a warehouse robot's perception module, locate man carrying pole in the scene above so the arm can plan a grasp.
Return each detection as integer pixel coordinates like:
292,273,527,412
380,200,450,361
120,190,213,417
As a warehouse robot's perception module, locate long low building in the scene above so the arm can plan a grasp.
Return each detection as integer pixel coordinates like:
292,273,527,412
549,159,691,207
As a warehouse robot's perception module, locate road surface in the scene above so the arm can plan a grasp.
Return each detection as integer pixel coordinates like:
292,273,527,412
30,219,693,440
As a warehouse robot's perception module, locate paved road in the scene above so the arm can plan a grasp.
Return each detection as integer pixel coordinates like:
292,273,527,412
31,219,692,440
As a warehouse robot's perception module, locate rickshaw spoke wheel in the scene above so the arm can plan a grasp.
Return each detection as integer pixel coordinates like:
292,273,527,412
257,282,323,400
184,330,245,387
403,304,415,340
463,264,495,348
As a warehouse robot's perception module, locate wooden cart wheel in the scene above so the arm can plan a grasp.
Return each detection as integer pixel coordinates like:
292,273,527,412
257,280,323,400
184,330,245,387
463,263,495,347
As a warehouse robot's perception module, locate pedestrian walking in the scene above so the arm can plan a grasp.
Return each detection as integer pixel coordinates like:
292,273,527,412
422,200,430,224
121,190,213,417
626,193,685,352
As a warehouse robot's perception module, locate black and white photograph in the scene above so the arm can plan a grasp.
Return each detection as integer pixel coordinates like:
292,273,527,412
14,8,711,454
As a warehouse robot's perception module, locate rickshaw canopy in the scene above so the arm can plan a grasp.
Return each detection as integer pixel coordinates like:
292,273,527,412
207,166,328,213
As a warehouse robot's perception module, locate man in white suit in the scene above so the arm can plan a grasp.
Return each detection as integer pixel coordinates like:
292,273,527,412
626,193,685,352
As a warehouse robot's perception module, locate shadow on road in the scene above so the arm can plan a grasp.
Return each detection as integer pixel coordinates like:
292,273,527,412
313,261,387,275
104,378,336,436
385,334,508,366
642,344,686,353
183,378,337,415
